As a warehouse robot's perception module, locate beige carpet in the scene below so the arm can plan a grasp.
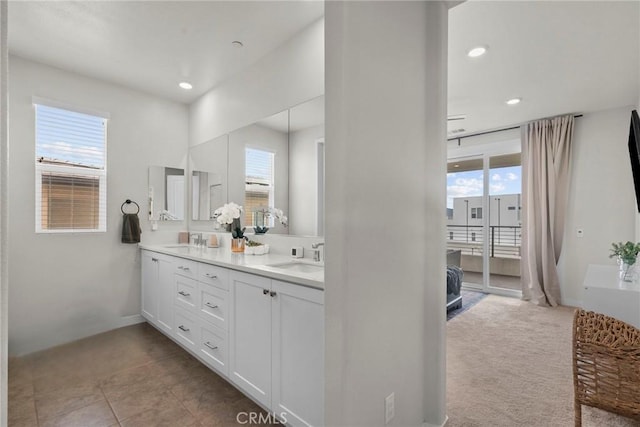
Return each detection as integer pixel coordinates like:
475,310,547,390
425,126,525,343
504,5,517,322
446,295,640,427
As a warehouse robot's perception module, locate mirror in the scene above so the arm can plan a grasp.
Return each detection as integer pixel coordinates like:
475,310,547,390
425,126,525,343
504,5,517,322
187,95,325,236
148,166,185,220
228,110,290,234
288,96,325,236
190,134,228,221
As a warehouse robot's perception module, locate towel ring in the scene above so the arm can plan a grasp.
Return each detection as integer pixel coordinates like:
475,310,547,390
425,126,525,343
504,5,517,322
121,199,140,215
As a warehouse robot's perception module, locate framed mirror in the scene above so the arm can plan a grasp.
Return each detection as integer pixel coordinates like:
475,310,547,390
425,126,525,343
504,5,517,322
148,166,185,220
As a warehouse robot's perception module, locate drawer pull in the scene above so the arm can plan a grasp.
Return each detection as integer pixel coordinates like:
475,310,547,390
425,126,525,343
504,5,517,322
151,258,159,262
205,302,219,309
178,325,190,332
205,273,218,279
178,266,191,271
178,291,191,297
204,342,218,350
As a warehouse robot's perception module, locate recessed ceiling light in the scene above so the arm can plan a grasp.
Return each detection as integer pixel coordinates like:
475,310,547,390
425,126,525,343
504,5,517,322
179,82,193,90
467,46,487,58
506,98,522,105
232,41,244,48
454,164,460,168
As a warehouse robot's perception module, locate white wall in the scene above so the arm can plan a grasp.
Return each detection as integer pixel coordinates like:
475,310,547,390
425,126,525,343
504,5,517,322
8,56,189,355
289,124,324,236
325,2,447,426
559,106,637,306
189,18,324,147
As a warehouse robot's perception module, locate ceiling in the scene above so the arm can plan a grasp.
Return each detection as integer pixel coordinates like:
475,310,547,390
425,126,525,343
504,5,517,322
8,1,324,104
448,1,639,137
7,1,639,136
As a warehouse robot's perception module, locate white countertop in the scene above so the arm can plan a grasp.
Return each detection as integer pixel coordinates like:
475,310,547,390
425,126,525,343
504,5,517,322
139,244,324,290
583,264,640,292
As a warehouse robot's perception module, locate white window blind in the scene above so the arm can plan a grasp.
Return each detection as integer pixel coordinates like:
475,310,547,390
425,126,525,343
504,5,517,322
245,147,274,226
35,103,107,232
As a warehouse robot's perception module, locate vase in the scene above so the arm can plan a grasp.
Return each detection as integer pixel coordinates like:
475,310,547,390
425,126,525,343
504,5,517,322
231,238,245,253
619,260,635,282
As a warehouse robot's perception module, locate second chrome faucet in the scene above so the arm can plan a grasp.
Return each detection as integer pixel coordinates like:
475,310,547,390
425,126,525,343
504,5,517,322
311,242,325,262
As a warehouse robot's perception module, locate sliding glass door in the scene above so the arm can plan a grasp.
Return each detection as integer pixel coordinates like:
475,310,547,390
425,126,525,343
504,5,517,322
447,152,522,297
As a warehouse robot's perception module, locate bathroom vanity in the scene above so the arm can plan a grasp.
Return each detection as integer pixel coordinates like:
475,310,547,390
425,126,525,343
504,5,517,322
140,244,324,427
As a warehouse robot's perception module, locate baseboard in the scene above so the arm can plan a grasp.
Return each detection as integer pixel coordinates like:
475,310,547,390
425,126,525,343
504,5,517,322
560,298,582,308
117,314,145,328
423,415,448,427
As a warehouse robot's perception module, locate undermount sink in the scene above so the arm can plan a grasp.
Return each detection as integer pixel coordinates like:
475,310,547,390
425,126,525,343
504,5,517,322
267,262,324,274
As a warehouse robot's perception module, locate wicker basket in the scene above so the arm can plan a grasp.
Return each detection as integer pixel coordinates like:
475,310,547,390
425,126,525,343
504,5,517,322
572,309,640,426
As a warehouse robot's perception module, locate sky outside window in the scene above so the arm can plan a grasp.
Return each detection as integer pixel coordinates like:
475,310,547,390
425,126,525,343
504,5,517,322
447,165,521,209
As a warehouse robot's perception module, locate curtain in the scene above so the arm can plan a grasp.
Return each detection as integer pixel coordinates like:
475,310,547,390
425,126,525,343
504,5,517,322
521,114,574,306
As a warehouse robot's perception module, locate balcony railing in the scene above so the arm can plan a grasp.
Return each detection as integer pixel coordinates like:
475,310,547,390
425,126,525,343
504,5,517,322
446,225,521,258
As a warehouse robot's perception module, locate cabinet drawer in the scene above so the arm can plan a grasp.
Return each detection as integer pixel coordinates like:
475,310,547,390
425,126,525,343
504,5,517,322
175,275,199,313
198,282,228,331
199,321,228,377
174,258,198,279
199,263,229,290
174,307,198,352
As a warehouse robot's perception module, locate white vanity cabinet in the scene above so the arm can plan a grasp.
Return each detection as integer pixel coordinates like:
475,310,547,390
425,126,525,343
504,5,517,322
229,271,325,427
271,280,324,427
141,249,324,427
141,250,175,335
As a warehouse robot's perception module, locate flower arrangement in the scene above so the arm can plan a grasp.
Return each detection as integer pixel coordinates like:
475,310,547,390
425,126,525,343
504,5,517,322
213,202,242,226
268,207,288,227
609,241,640,266
213,202,246,240
253,207,288,234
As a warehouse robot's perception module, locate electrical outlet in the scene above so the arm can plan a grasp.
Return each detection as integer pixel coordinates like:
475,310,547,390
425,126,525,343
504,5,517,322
385,392,395,424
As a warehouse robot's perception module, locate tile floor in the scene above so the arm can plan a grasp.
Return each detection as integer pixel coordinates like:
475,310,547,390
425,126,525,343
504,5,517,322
8,323,274,427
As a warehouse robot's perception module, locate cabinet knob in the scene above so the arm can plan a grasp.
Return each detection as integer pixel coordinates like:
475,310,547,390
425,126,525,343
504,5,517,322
263,289,269,295
205,302,219,309
178,325,190,332
270,291,277,298
178,291,190,297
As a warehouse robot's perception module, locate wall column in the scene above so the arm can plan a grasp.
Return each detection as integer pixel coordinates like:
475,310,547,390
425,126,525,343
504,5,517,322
1,0,9,424
325,2,448,426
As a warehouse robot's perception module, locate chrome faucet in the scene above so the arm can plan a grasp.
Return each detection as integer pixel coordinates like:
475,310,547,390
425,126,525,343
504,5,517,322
190,233,204,248
311,242,324,262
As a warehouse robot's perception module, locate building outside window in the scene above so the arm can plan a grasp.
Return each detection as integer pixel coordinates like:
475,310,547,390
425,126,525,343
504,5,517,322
244,147,275,226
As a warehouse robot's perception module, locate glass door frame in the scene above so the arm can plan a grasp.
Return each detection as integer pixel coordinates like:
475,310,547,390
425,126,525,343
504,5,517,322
448,148,522,298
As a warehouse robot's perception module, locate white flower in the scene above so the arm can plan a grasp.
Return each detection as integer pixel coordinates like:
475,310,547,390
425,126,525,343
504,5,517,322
213,202,243,225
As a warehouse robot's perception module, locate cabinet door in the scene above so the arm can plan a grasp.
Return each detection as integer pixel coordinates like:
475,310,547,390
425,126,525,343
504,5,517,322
156,257,174,334
141,251,158,323
271,281,324,427
229,271,272,408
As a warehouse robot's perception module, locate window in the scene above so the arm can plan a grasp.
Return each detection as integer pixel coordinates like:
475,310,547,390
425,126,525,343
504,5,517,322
244,147,274,226
471,207,483,219
35,102,107,232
